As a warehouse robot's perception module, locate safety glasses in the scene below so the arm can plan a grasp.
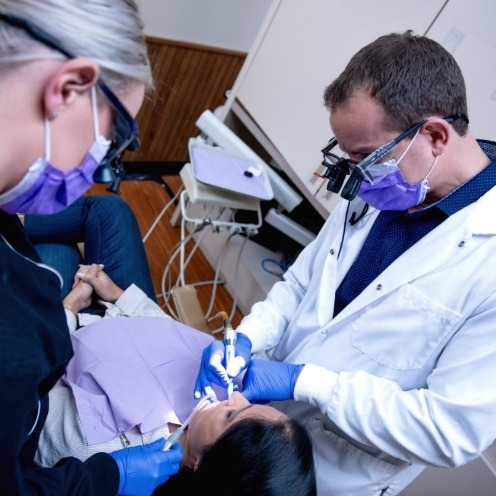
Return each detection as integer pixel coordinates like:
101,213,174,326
0,12,140,185
96,80,140,186
321,113,468,201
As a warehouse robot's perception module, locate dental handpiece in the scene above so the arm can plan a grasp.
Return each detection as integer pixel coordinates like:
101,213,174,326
163,393,218,451
162,426,184,452
223,317,236,398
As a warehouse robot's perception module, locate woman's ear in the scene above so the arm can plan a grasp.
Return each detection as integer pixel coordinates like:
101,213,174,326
422,118,450,157
43,58,100,119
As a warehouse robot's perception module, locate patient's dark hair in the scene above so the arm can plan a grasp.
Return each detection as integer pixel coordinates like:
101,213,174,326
154,416,316,496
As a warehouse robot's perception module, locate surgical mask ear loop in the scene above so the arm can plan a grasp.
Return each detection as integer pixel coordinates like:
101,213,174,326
397,125,439,187
397,127,420,165
43,85,101,163
90,84,101,141
44,117,51,162
395,127,438,189
422,156,439,190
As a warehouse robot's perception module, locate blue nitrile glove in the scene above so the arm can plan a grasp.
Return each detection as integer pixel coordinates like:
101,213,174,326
242,359,304,403
194,333,252,398
110,438,182,496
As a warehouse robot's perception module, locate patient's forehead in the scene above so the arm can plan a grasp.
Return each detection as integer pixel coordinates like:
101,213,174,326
238,404,287,422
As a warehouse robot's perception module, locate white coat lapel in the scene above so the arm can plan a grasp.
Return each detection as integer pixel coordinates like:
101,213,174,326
316,199,377,326
330,185,496,327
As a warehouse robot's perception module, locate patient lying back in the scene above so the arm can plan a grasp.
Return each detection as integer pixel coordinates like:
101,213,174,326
37,315,317,496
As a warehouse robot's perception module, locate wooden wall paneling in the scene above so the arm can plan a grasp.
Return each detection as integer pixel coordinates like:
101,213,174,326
126,38,246,163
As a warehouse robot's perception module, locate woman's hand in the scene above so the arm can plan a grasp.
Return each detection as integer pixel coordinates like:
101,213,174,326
76,264,124,303
63,278,93,315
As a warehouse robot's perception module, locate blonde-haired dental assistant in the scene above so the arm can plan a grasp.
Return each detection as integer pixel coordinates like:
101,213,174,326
0,2,183,495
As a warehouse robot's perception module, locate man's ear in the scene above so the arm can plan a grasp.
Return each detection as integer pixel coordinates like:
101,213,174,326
421,118,450,156
43,58,100,119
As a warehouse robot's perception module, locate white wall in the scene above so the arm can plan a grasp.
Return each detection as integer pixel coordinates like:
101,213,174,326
138,0,273,52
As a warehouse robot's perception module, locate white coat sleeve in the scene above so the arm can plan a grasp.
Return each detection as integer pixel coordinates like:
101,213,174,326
295,293,496,468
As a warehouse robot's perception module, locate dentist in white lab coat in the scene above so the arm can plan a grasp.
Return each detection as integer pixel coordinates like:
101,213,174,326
195,31,496,495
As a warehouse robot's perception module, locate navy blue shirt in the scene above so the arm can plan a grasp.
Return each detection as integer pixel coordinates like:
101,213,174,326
0,211,119,496
334,140,496,317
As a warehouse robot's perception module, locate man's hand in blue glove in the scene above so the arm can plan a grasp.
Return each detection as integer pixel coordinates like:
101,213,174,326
110,438,182,496
242,359,304,403
194,333,252,398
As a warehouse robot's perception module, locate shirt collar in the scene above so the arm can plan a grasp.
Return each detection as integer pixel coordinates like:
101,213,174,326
436,140,496,216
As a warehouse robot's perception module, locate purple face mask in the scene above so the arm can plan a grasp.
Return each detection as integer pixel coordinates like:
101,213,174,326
0,87,111,215
357,131,438,211
357,161,430,210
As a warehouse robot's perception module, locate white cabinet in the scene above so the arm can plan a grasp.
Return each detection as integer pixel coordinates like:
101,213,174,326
424,0,496,140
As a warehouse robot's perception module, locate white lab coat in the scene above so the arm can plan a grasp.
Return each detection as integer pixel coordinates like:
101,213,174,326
237,178,496,495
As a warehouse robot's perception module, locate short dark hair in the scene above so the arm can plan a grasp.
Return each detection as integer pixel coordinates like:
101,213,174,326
155,417,317,496
323,30,468,136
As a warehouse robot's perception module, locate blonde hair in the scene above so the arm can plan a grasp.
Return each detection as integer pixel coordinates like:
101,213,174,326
0,0,153,93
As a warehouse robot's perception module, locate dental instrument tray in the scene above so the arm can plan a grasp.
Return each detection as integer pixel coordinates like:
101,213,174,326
188,139,274,201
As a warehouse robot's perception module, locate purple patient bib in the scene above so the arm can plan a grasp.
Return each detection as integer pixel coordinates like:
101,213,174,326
64,316,220,445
